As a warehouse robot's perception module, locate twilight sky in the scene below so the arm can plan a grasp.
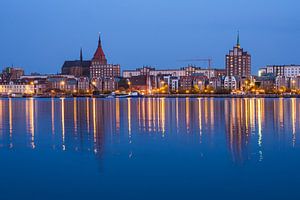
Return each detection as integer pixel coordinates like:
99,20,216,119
0,0,299,74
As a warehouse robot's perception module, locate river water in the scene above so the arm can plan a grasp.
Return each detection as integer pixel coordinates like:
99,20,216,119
0,98,299,199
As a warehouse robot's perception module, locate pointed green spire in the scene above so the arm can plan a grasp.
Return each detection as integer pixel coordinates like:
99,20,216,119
237,31,240,48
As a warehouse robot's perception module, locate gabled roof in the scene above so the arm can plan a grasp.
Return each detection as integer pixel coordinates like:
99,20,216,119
92,35,107,64
62,60,91,68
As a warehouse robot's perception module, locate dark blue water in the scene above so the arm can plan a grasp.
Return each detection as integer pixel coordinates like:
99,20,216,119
0,98,300,200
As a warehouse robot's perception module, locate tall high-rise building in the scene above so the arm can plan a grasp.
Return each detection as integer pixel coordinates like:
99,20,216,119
90,35,120,79
226,33,251,78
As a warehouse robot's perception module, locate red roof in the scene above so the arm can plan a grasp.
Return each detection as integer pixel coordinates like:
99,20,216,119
92,36,107,64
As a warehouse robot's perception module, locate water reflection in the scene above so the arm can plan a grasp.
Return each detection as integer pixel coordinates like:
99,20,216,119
0,98,299,164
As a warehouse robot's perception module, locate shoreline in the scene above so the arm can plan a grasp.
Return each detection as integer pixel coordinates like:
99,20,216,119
1,94,300,99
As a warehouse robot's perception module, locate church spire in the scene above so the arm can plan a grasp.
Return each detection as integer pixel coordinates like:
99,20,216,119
80,48,83,62
93,33,107,64
98,32,102,47
237,31,240,48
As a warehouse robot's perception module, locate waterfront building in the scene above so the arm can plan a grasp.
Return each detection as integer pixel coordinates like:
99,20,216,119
91,77,118,92
90,35,120,79
209,77,223,90
259,65,300,78
0,81,34,95
275,76,289,89
179,75,208,92
224,76,238,90
20,75,48,94
123,66,225,79
162,75,180,92
0,67,25,82
254,75,276,91
78,77,90,93
127,75,149,91
290,76,300,90
46,75,77,93
61,48,91,77
225,33,251,78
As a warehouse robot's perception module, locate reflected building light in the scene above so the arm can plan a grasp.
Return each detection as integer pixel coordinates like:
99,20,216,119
86,98,90,133
198,98,203,143
61,98,65,150
51,98,55,134
279,98,284,128
157,98,160,131
250,98,255,132
257,99,262,147
161,98,166,135
210,98,214,129
0,100,2,136
128,98,132,137
73,98,77,134
244,99,249,134
29,98,35,149
116,98,120,132
186,98,190,133
153,98,157,131
204,98,208,125
291,98,296,147
176,98,179,132
92,98,97,143
142,98,146,130
9,98,13,148
138,98,141,130
148,98,152,132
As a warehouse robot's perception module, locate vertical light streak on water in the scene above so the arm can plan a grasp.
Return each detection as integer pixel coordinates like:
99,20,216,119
210,98,214,129
291,98,296,147
148,98,152,132
0,100,2,136
176,98,179,132
29,98,35,149
61,98,65,150
244,99,249,134
161,98,166,136
73,98,77,134
257,99,262,147
138,98,141,130
156,98,160,131
142,98,146,131
250,98,255,133
128,98,131,137
116,98,120,132
198,98,202,143
9,98,13,148
92,98,96,144
153,98,156,131
186,98,190,133
279,98,284,128
51,98,55,134
204,98,208,125
86,98,90,133
231,99,236,152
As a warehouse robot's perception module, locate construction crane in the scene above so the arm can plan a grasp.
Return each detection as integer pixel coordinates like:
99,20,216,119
178,58,213,79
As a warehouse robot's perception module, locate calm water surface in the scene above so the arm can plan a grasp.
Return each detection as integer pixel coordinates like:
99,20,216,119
0,98,300,199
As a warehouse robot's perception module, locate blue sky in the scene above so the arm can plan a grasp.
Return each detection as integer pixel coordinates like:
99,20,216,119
0,0,299,74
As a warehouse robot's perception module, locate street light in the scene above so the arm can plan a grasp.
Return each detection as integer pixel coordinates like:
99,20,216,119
60,81,65,86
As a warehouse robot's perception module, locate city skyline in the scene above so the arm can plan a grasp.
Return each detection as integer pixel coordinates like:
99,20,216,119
0,0,299,74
